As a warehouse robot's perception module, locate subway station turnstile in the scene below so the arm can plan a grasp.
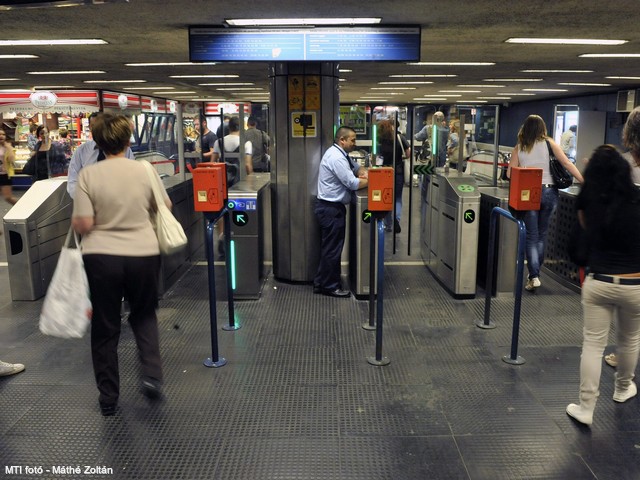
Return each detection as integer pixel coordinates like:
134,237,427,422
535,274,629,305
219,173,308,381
349,189,377,298
477,187,518,297
420,170,480,298
227,173,271,299
3,178,72,301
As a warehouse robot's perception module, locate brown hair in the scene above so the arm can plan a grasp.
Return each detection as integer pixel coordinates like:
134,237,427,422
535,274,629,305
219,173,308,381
517,115,547,153
376,119,394,143
91,113,132,156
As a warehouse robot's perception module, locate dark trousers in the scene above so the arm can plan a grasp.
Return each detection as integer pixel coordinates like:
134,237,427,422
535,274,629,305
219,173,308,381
83,254,162,407
313,199,346,291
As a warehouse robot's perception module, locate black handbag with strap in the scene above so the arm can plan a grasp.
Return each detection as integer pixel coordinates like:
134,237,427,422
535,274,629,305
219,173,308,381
546,140,573,189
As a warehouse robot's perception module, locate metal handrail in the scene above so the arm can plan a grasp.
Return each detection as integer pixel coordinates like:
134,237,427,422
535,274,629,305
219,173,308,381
476,207,527,365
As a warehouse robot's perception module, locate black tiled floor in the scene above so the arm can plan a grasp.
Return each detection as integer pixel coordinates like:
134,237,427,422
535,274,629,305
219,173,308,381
1,186,637,479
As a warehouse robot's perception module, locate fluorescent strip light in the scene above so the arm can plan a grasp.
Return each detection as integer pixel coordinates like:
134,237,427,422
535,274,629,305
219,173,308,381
29,70,105,75
0,39,107,46
408,62,494,66
123,87,175,90
412,98,447,101
126,62,217,67
478,97,511,100
522,88,568,92
580,53,640,58
216,88,264,91
339,69,352,73
170,75,239,79
371,87,415,90
497,93,536,96
378,81,433,85
225,18,381,26
0,78,19,81
521,69,593,73
156,91,195,94
33,85,75,89
456,100,487,103
390,74,457,78
423,94,460,97
175,97,227,101
457,84,505,88
198,83,254,86
0,54,38,59
439,90,481,93
83,80,147,84
558,82,611,87
0,89,31,93
339,78,347,82
484,78,542,82
606,76,640,80
506,38,627,45
361,93,401,96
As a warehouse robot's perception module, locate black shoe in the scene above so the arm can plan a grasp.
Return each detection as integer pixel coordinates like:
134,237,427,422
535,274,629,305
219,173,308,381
100,403,118,416
141,376,163,400
394,219,401,233
322,288,351,298
313,285,322,294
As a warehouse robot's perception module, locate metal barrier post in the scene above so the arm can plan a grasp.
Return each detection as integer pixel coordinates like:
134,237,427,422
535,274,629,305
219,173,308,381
367,217,390,366
475,207,527,365
221,209,240,331
203,210,228,368
362,217,376,331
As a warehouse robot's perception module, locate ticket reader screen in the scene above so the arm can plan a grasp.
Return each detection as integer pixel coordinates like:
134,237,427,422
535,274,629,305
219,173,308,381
192,162,227,212
367,167,394,211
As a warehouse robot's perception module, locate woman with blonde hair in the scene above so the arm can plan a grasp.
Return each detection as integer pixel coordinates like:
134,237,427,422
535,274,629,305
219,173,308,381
508,115,583,291
72,113,172,416
0,129,18,205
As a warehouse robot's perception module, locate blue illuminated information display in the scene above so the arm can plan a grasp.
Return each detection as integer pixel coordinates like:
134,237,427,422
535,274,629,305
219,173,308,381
189,27,420,62
227,199,257,211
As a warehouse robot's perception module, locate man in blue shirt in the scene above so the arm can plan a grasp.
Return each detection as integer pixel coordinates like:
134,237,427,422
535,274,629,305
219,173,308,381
313,126,368,297
67,112,135,199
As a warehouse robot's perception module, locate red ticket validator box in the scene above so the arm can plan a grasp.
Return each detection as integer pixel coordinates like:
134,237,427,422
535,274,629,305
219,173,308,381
509,166,542,211
192,162,227,212
368,167,395,212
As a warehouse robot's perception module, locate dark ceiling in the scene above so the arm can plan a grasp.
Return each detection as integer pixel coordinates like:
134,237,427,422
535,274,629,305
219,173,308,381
0,0,639,106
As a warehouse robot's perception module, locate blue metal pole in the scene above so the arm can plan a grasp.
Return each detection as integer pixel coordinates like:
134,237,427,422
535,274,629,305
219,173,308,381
204,212,227,368
367,217,390,366
505,219,527,364
363,216,376,330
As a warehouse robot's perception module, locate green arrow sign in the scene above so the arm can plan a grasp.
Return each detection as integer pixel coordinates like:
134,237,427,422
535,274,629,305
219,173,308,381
232,212,248,226
464,209,475,224
413,163,434,175
362,210,372,224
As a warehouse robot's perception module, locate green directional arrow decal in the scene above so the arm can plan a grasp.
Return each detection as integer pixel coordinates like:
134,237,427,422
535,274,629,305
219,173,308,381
362,210,372,224
463,209,475,224
413,163,434,175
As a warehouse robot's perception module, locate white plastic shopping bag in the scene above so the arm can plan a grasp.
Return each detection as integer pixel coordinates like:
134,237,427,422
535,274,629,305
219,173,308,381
39,229,92,338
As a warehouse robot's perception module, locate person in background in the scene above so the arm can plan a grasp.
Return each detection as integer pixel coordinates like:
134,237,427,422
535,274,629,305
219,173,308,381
194,116,216,163
447,119,469,171
603,106,640,369
508,115,584,292
212,116,253,179
566,145,640,426
415,111,448,167
72,113,170,416
313,126,368,298
29,125,67,180
0,129,18,205
560,125,577,163
376,119,410,233
216,115,231,139
244,116,270,172
26,123,38,154
67,112,135,199
0,359,25,377
57,128,73,163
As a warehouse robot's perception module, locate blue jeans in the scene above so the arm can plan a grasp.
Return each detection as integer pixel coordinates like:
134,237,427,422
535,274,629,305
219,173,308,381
523,187,558,279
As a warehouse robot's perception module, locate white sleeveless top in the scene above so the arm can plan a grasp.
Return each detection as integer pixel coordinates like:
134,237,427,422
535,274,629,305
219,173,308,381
517,139,554,185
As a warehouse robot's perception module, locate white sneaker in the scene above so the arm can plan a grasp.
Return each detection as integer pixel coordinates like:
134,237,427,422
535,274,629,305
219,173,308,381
524,277,541,291
0,360,25,377
566,403,593,425
613,381,637,403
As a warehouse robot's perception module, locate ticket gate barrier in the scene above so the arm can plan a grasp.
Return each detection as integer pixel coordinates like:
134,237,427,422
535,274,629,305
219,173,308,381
350,189,377,298
421,171,480,298
227,173,271,299
477,187,518,297
3,178,71,301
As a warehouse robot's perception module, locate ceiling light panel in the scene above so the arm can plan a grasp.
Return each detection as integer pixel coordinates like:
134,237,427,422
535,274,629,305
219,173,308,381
29,70,105,75
483,78,542,82
408,62,495,66
225,18,381,26
170,75,239,78
390,74,457,78
580,53,640,58
0,39,107,46
558,82,611,87
506,38,627,45
125,62,217,67
521,69,593,73
83,79,147,83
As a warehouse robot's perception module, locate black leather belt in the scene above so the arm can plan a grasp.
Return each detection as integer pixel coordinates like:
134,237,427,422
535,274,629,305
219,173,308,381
591,274,640,285
542,183,555,188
